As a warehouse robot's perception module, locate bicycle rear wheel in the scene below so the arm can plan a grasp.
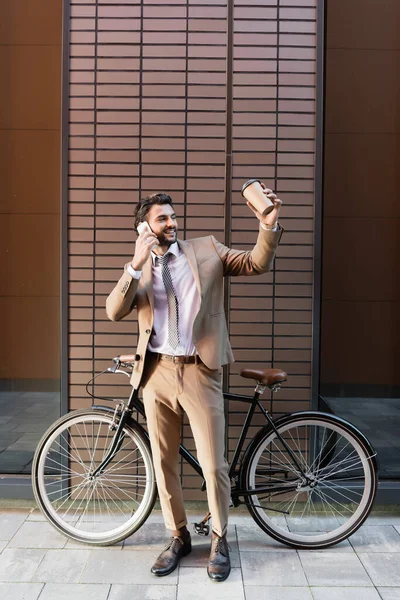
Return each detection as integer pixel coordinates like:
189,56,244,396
32,408,157,545
241,412,378,549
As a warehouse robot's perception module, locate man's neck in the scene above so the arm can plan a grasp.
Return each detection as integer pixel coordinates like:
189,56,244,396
152,244,170,257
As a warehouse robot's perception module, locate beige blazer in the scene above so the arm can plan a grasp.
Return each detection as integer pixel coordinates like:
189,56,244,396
106,224,284,388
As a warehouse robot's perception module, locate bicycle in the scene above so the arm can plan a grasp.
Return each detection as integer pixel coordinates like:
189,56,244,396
32,354,378,549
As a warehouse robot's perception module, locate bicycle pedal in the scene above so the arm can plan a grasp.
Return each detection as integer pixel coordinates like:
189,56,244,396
193,522,210,536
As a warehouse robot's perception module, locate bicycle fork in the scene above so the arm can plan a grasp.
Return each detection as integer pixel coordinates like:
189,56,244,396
90,404,130,478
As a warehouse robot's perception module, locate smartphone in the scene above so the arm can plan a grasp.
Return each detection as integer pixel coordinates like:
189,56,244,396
137,221,152,235
137,220,159,250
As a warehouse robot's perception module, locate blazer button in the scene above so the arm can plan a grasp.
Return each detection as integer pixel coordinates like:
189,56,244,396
146,329,151,334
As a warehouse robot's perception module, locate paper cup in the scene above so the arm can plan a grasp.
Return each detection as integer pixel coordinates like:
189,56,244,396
241,179,275,216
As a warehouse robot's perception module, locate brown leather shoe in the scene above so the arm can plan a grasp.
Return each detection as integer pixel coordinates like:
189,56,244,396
207,534,231,582
151,534,192,577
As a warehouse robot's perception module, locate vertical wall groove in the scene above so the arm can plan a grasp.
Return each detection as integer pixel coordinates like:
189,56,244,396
222,0,234,397
270,0,281,414
91,1,99,391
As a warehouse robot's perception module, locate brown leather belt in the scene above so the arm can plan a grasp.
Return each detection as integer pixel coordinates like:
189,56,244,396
149,351,202,365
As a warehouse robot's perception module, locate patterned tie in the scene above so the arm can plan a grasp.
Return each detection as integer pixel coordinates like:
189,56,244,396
155,253,180,350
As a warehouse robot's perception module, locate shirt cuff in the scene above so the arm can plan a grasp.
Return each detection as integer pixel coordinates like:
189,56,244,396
260,222,279,231
127,264,142,279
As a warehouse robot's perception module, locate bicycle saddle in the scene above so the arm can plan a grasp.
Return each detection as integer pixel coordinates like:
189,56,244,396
240,368,287,386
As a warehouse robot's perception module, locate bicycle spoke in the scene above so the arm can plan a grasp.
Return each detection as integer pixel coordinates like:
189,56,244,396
100,477,144,504
287,428,309,473
309,428,338,474
245,417,375,546
97,480,136,517
260,443,302,479
317,454,364,481
43,456,83,478
312,486,352,520
314,442,356,478
102,447,141,475
55,436,88,473
319,478,363,501
34,412,155,543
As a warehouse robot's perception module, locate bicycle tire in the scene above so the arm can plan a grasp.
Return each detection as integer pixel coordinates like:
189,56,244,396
32,408,157,546
240,411,378,549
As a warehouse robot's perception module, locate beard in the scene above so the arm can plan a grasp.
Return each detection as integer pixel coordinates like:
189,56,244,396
157,227,177,247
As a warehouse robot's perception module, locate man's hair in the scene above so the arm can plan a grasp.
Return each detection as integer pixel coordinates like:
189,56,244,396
133,193,173,232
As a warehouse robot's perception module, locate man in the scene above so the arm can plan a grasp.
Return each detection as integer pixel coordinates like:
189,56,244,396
106,186,283,581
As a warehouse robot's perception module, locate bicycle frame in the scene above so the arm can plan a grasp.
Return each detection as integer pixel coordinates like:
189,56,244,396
91,382,310,502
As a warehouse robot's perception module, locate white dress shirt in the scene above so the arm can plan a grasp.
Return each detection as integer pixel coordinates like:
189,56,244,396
127,242,200,355
127,222,279,356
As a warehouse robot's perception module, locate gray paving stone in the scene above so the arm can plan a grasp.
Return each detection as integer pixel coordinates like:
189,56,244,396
240,551,307,586
177,566,244,599
236,524,352,553
32,549,91,583
367,516,400,526
302,539,354,552
8,435,42,451
80,549,178,585
223,513,257,525
123,522,170,550
0,417,13,424
13,422,49,433
0,548,46,582
358,553,400,586
27,509,80,524
0,541,7,553
110,583,177,600
349,526,400,552
39,583,110,600
65,537,123,549
27,509,48,522
244,587,313,600
298,551,373,587
377,588,400,600
0,511,30,540
236,524,291,552
311,587,381,599
0,582,44,600
144,513,166,524
286,516,341,534
8,521,67,549
240,515,289,531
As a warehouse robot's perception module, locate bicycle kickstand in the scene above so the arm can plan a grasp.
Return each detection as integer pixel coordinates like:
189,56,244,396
193,511,211,536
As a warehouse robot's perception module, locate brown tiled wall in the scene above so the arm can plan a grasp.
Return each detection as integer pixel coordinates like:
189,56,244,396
0,0,62,383
67,0,317,498
321,0,400,391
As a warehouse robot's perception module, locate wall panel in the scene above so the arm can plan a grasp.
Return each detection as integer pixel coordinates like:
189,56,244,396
66,0,317,497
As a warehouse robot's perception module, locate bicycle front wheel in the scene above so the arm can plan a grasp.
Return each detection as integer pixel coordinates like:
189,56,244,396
32,408,157,545
241,412,378,549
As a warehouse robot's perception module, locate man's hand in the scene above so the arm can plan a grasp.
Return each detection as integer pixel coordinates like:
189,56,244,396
246,182,282,226
131,230,159,270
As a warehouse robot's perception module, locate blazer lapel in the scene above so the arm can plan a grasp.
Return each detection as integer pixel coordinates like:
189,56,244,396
178,239,201,296
142,256,154,312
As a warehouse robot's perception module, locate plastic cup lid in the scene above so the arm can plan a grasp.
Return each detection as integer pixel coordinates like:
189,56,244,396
241,178,261,196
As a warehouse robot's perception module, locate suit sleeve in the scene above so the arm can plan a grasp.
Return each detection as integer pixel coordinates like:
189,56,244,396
210,224,284,277
105,263,139,321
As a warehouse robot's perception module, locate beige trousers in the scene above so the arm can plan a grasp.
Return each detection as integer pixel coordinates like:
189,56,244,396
141,354,231,537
